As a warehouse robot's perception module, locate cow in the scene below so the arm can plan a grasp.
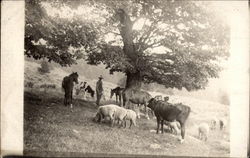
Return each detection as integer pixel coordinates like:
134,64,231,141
154,95,162,101
147,98,191,143
85,85,95,98
164,96,169,102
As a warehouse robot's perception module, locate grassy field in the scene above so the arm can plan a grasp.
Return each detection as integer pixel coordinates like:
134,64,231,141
24,60,230,157
24,89,229,157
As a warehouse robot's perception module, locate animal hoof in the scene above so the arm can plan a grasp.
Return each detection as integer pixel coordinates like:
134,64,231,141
179,138,184,144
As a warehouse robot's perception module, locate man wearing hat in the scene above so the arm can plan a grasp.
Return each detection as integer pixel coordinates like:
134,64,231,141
96,75,104,106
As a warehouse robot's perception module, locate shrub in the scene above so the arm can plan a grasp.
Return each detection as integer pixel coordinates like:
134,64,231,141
38,60,50,74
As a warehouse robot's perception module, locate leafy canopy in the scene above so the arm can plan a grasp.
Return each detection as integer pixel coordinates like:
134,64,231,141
25,0,229,91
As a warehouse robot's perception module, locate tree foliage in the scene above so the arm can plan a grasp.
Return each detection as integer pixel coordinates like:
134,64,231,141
25,0,230,91
25,0,99,66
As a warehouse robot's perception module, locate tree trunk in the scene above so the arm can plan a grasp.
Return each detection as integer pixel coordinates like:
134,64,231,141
117,9,137,62
125,72,142,89
117,9,142,89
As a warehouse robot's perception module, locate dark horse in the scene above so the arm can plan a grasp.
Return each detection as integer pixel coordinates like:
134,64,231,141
62,72,79,108
85,85,95,98
122,88,152,119
110,86,124,105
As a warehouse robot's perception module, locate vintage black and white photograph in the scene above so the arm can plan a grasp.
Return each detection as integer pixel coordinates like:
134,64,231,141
22,0,234,157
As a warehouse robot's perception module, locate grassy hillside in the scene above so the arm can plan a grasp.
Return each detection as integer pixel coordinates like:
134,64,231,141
24,59,230,157
25,57,124,86
27,57,230,105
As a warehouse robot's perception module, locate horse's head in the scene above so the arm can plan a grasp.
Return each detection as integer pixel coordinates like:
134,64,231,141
110,89,114,99
71,72,79,84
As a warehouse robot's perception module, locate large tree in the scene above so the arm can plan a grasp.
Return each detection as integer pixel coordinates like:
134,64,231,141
25,0,229,90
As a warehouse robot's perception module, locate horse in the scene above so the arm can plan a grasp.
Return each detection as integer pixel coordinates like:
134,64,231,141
110,87,124,106
85,85,95,98
62,72,79,108
122,88,152,119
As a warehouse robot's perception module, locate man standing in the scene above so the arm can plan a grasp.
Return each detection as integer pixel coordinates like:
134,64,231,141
96,75,104,106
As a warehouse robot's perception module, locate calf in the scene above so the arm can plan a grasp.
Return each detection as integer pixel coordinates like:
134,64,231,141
164,96,169,102
154,95,162,101
147,98,191,143
85,85,95,98
198,123,210,141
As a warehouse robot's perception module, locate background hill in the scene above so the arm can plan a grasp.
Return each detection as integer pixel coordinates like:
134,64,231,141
25,57,230,105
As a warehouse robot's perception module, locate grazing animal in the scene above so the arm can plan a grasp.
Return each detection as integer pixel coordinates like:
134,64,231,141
219,118,226,130
124,109,137,128
198,123,210,141
147,98,191,143
165,121,181,135
110,87,124,106
122,88,152,119
62,72,79,108
210,117,219,130
94,104,127,127
85,85,95,98
75,82,87,96
94,104,116,125
155,95,162,101
164,96,169,102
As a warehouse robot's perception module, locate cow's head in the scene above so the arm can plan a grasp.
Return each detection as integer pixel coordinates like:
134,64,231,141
147,98,157,110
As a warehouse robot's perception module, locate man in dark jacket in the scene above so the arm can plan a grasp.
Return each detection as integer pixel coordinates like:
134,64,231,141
96,75,104,106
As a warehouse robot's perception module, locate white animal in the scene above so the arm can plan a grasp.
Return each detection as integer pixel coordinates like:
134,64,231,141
124,109,137,128
198,123,210,141
113,105,127,127
93,104,127,127
210,117,219,130
165,121,181,135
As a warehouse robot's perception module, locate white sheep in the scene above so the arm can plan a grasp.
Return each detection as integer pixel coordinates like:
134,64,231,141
198,123,210,141
93,104,116,124
164,121,181,135
124,109,137,128
210,117,219,130
113,106,127,127
93,104,127,127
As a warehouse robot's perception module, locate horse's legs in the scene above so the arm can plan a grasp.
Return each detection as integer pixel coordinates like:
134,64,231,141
144,102,149,120
65,91,70,106
135,104,140,119
119,95,122,106
179,122,185,143
70,90,73,108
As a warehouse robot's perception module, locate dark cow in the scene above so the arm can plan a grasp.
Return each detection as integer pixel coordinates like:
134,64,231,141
85,85,95,98
147,98,191,143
